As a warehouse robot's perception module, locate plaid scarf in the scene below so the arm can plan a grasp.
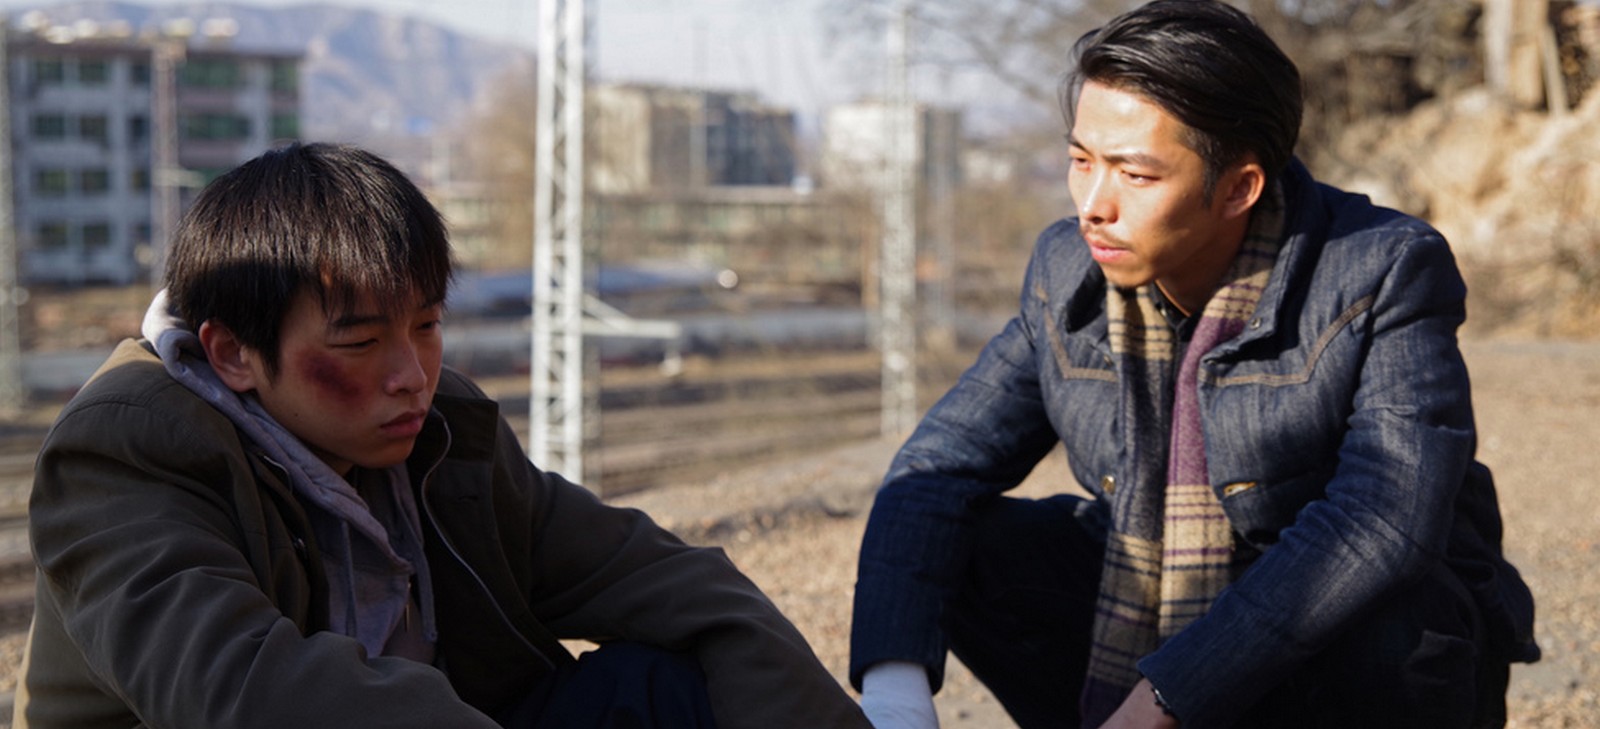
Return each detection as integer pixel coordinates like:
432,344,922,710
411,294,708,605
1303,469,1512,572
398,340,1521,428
1078,187,1284,727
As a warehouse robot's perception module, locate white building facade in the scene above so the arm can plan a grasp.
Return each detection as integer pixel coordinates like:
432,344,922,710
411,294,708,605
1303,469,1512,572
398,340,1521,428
5,27,300,285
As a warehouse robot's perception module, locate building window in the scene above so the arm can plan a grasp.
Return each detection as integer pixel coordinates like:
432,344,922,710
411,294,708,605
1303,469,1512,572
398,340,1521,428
31,114,67,140
131,167,152,192
79,114,109,144
32,58,65,85
78,60,110,85
34,169,70,196
178,59,242,89
80,168,112,195
82,223,113,249
271,113,299,140
37,222,70,250
129,115,149,141
131,62,151,85
271,61,298,94
181,113,251,141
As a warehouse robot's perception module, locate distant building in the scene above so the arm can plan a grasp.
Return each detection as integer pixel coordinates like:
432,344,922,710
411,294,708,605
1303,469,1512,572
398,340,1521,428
577,83,860,292
427,180,508,270
591,83,797,194
4,21,301,285
819,100,963,195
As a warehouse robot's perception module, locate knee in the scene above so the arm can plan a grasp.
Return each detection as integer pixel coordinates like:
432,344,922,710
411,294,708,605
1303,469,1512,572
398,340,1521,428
1293,566,1491,727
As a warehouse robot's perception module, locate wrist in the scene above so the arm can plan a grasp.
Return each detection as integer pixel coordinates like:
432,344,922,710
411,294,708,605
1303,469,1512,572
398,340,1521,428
1149,681,1178,720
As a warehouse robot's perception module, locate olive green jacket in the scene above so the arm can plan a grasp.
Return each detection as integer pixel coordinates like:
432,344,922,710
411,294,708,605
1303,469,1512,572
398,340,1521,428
17,339,868,728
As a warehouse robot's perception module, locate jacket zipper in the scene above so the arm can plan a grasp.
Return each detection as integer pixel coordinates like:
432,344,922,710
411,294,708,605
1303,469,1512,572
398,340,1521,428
416,456,557,670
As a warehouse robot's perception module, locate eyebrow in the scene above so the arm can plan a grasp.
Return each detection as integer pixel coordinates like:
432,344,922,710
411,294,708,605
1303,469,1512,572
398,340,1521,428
1066,134,1168,172
328,312,389,331
328,298,444,331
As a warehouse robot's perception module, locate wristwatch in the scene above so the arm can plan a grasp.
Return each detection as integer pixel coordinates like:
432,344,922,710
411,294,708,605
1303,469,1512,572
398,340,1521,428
1150,682,1178,718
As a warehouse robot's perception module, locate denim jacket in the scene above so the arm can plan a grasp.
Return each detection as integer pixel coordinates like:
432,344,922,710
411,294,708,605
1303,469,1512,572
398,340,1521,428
851,161,1537,727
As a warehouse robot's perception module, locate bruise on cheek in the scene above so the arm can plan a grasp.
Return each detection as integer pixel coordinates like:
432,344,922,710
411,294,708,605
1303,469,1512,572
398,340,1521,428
300,352,362,403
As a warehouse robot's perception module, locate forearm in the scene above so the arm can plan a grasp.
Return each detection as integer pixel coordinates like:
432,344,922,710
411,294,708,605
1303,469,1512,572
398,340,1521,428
520,471,868,728
32,439,497,727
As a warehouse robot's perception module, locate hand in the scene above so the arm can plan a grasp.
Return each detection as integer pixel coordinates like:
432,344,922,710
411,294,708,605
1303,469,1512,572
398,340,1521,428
1099,679,1180,729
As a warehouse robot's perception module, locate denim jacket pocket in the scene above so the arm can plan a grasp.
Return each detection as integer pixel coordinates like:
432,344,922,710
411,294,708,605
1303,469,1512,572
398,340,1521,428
1218,466,1333,550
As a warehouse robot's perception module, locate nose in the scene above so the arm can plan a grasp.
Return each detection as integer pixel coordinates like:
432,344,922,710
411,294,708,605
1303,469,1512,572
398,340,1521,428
384,341,428,395
1076,168,1115,225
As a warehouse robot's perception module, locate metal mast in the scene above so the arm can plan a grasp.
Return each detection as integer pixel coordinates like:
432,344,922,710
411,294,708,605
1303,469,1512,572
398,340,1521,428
150,36,185,288
0,18,24,414
880,0,917,436
530,0,588,480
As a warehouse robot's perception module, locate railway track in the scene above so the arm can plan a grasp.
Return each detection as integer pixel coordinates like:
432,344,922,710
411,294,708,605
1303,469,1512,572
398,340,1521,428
0,349,895,637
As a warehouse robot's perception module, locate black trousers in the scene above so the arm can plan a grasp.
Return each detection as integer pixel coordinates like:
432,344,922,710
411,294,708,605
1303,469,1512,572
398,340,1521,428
497,641,718,729
942,495,1510,729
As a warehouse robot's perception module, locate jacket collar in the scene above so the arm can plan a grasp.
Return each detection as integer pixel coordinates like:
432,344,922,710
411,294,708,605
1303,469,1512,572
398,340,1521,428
408,383,502,479
1209,158,1328,355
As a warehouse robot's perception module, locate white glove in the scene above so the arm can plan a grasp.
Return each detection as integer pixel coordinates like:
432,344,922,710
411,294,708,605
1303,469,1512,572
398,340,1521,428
860,661,940,729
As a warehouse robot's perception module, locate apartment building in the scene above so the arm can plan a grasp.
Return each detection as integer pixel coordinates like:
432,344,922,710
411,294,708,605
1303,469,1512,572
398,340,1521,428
5,23,300,285
590,83,797,195
819,100,963,195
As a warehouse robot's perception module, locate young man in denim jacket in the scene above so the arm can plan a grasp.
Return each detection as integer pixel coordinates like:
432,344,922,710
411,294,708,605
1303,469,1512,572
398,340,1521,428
851,3,1538,728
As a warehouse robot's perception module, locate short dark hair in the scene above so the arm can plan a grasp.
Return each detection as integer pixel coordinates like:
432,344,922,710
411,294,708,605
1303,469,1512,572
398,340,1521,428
165,142,452,374
1061,0,1303,199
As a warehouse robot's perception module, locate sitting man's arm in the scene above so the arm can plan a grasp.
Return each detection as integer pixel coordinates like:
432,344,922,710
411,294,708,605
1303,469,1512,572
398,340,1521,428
27,381,500,728
852,230,1065,715
486,410,871,729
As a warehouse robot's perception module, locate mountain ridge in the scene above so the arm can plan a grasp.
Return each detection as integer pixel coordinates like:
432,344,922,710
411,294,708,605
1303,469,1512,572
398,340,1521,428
6,1,529,164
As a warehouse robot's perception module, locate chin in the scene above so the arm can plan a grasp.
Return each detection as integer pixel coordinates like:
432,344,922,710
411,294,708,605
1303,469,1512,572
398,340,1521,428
355,447,417,471
1098,268,1149,291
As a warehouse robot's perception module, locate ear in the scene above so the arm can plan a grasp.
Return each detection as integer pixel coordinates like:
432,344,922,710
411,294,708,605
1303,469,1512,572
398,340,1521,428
198,320,262,394
1219,160,1266,220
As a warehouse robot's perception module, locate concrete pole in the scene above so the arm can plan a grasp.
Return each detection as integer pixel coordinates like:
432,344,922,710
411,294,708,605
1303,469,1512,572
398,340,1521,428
879,0,917,437
0,18,25,414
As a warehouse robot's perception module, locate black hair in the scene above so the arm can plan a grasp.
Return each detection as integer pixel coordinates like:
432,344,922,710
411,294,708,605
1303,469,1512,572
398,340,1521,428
165,142,452,374
1061,0,1303,199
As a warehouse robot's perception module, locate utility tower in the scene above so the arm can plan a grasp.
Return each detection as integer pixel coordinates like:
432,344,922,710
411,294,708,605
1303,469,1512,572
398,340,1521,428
531,0,589,482
0,18,24,414
150,35,186,287
880,0,918,436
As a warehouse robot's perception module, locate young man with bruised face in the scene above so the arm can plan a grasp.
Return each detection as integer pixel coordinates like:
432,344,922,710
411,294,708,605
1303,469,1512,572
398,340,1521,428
851,2,1537,728
17,143,872,729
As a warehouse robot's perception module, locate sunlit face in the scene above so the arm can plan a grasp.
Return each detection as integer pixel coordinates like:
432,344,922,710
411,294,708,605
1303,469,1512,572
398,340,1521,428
1067,81,1259,312
241,288,444,475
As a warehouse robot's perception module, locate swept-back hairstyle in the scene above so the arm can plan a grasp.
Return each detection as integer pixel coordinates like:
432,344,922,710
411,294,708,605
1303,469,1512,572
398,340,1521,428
165,142,452,374
1061,0,1303,199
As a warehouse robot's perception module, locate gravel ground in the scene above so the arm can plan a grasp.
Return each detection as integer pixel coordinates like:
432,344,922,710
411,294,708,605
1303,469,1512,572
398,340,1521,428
619,337,1600,727
0,338,1591,727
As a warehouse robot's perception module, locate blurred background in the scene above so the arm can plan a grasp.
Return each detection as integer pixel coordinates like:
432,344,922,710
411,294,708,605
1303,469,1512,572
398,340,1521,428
0,0,1597,720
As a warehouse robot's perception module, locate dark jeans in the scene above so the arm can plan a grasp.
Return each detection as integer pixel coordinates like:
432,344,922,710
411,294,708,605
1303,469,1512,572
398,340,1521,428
943,495,1509,729
496,641,718,729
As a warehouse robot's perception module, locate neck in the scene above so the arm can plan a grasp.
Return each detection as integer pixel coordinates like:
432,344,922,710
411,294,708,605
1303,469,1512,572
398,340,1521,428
1159,213,1251,315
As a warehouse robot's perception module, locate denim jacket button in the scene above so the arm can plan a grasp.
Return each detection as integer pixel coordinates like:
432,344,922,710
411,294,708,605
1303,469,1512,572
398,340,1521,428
1100,475,1116,494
